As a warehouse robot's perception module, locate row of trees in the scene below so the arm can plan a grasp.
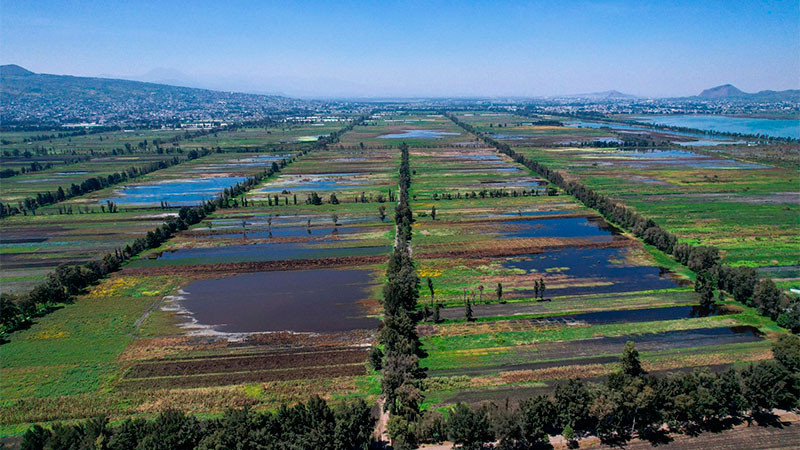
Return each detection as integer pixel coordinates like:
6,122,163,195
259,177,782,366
373,142,428,449
431,187,553,201
0,151,209,218
407,337,799,449
1,117,371,340
446,112,800,333
20,397,375,450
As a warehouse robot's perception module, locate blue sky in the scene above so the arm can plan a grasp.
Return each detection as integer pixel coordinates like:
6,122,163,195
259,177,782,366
2,0,798,98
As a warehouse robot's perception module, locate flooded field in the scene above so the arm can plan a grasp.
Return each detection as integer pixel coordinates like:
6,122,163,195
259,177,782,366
1,112,786,434
378,129,461,139
173,269,379,333
105,176,248,206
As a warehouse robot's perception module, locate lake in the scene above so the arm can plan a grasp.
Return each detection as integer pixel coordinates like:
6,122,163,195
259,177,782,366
635,115,800,139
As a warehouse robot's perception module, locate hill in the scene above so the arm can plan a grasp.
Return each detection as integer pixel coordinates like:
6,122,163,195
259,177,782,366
697,84,800,102
698,84,745,98
561,90,637,100
0,65,311,126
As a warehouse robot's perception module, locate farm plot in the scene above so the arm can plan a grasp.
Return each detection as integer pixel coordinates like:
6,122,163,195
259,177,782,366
407,121,777,410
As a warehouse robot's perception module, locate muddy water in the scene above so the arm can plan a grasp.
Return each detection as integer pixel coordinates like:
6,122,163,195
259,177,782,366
153,242,390,264
177,269,379,333
503,247,679,296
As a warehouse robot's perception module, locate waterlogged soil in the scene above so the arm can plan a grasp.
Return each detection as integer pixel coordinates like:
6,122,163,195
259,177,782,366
175,269,379,333
126,347,368,378
502,246,679,296
438,304,722,322
430,326,763,376
105,176,247,206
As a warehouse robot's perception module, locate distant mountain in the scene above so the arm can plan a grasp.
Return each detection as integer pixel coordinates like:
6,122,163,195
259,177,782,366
561,90,637,100
698,84,746,98
0,65,311,126
0,64,34,77
696,84,800,102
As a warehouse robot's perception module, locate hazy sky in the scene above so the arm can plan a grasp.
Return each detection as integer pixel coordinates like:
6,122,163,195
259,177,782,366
2,0,798,98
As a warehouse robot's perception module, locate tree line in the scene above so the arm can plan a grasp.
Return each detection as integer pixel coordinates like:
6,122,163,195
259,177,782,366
408,336,799,449
0,116,369,340
445,112,800,334
19,396,375,450
370,142,428,449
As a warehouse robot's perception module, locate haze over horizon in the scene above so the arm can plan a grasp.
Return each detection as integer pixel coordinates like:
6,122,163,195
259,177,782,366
2,0,799,98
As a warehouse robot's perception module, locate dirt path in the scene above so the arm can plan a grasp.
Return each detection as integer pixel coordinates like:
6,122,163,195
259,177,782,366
132,295,167,332
374,398,390,445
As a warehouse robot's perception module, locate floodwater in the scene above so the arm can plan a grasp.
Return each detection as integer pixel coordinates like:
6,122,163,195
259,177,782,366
503,246,679,296
593,149,768,170
177,269,379,333
498,216,620,240
635,115,800,139
565,120,725,141
378,129,461,139
540,305,723,325
105,176,247,206
153,242,390,264
212,225,366,239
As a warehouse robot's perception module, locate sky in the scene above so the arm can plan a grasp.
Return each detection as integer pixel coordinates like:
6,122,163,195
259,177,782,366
2,0,798,98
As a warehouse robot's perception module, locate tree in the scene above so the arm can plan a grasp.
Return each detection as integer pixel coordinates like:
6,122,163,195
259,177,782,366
369,346,383,371
753,278,782,319
447,403,494,450
430,206,436,220
555,378,594,432
137,409,202,450
333,399,375,450
773,334,800,373
620,341,645,377
741,361,799,418
687,246,720,274
696,271,716,308
387,415,417,450
309,192,323,205
519,395,557,445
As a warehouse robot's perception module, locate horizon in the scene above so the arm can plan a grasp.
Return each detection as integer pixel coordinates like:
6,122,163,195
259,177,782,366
1,63,792,102
2,0,799,98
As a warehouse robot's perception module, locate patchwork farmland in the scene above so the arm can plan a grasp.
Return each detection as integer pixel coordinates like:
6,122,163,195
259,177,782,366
1,111,798,448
